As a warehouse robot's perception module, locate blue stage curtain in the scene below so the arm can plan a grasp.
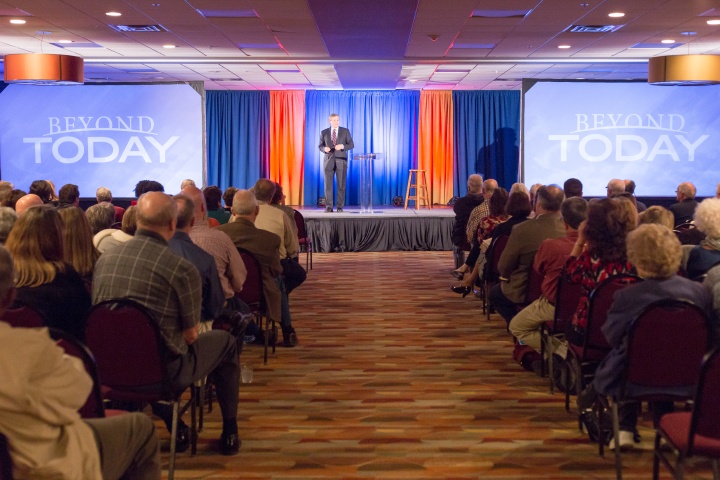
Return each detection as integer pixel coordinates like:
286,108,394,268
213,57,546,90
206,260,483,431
452,91,520,194
304,90,420,206
206,91,269,190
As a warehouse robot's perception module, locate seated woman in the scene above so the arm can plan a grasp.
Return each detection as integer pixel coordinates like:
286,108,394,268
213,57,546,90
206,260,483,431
58,206,99,292
685,198,720,279
578,224,712,449
5,205,91,340
95,205,138,253
205,185,231,225
638,205,674,230
565,198,635,346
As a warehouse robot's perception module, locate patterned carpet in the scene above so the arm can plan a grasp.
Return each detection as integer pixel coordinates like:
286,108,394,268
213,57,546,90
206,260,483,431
164,251,713,479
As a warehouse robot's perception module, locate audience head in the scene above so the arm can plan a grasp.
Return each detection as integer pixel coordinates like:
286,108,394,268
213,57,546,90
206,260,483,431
46,180,58,201
505,191,532,218
5,205,65,287
613,195,638,232
0,181,13,202
180,179,196,190
231,189,258,219
182,185,208,223
0,245,14,311
58,183,80,206
482,179,498,199
467,174,483,194
535,185,565,213
509,183,529,197
85,202,115,235
638,206,674,231
271,182,285,205
203,185,223,210
627,224,681,280
223,187,238,208
15,194,43,216
136,192,177,240
121,205,138,236
252,179,276,203
134,180,165,198
1,189,26,210
173,194,195,230
676,181,696,201
584,198,632,263
0,207,17,244
716,182,720,199
488,188,509,216
563,178,583,198
560,197,588,230
693,197,720,239
529,183,543,205
29,180,54,203
606,178,625,197
95,186,113,203
57,206,98,278
623,179,637,195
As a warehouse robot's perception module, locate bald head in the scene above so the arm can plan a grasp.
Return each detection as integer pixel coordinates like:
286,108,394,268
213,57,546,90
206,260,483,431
607,179,625,197
677,182,696,201
181,185,208,224
15,194,43,215
231,189,258,221
136,191,177,240
483,179,498,199
253,178,276,203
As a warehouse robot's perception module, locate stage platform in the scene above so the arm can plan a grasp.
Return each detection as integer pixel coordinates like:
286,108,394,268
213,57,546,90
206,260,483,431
295,205,455,253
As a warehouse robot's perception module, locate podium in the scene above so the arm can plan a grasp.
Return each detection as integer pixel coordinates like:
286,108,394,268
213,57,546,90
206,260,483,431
354,153,383,213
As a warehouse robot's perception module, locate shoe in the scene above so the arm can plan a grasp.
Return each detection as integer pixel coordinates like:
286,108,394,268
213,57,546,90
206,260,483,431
219,432,241,455
337,207,344,212
283,331,298,347
174,422,190,453
609,430,636,451
450,285,472,298
325,207,333,213
450,270,465,280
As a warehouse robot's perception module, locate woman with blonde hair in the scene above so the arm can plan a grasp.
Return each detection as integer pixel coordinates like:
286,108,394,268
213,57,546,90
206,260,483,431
58,206,99,291
5,205,91,339
638,205,674,230
686,197,720,279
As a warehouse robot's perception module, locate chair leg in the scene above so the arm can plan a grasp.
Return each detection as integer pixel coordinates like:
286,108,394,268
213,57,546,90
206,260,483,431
712,459,719,480
309,245,313,270
263,315,269,365
190,387,198,456
168,401,179,480
197,378,205,432
612,401,623,480
652,432,662,480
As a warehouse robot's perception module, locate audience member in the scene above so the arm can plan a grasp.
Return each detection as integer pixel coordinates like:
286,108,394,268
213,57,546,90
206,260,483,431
205,185,231,224
614,194,639,230
134,180,165,198
528,183,543,214
96,186,125,223
565,198,636,346
15,193,43,215
93,191,241,455
578,224,712,449
58,206,99,291
623,179,647,212
270,182,298,237
223,187,238,212
58,183,80,207
638,205,674,230
0,181,13,203
0,245,161,479
5,205,91,340
454,177,496,276
180,179,196,190
46,179,59,202
490,186,566,324
670,181,699,227
95,205,138,253
0,207,17,244
87,202,116,235
478,188,509,240
451,174,485,267
29,180,54,204
563,178,583,198
685,197,720,279
1,189,26,210
606,178,625,197
509,183,529,197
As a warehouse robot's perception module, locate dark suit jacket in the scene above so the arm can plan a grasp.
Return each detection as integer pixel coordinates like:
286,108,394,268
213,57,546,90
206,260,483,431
451,193,484,246
319,126,354,160
217,218,282,323
497,212,565,303
593,276,712,397
670,198,699,227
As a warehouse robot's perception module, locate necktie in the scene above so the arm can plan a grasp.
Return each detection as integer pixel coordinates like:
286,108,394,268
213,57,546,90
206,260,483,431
332,129,337,146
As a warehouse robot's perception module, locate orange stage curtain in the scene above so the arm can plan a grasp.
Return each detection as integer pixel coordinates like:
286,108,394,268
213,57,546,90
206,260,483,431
269,91,305,205
418,91,454,205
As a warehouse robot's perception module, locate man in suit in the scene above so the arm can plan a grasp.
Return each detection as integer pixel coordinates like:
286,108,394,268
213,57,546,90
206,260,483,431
318,113,354,212
489,185,566,324
670,181,699,227
217,189,298,347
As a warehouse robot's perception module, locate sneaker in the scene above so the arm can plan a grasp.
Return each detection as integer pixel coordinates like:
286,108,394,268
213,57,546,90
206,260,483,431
609,430,636,451
243,335,256,345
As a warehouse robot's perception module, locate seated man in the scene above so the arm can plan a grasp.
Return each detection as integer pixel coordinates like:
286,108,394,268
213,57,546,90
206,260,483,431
0,245,161,479
578,224,713,449
93,192,241,455
670,181,699,227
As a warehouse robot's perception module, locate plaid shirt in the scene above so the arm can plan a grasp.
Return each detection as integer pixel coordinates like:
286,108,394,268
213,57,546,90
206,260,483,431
93,230,202,355
189,224,247,298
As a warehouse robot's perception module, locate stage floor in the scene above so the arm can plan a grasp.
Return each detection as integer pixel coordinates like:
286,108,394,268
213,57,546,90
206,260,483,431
294,205,454,253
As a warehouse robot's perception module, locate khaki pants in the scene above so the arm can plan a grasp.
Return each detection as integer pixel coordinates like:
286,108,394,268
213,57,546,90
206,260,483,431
508,296,567,358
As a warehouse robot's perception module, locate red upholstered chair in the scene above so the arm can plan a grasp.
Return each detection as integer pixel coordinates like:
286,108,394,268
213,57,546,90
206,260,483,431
293,209,313,270
540,270,583,392
2,304,45,328
654,347,720,480
595,299,710,478
85,299,198,480
564,274,642,414
483,234,510,320
236,248,275,365
0,432,12,480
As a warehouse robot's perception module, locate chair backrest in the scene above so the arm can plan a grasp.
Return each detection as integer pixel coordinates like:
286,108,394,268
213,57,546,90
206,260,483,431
526,267,543,304
0,432,12,480
293,209,309,240
625,299,709,395
552,271,583,334
48,328,106,418
2,304,45,328
235,248,265,312
84,299,170,398
584,273,642,353
689,348,720,448
484,234,510,282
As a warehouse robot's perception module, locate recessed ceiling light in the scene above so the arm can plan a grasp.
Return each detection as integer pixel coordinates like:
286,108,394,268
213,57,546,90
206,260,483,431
661,39,675,44
558,45,571,49
58,40,73,44
9,19,26,24
162,44,176,49
105,11,122,17
707,19,720,25
608,12,625,18
681,31,697,36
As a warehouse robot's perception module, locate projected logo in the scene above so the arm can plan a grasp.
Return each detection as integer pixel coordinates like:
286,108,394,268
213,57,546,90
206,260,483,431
23,116,179,164
548,113,709,163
